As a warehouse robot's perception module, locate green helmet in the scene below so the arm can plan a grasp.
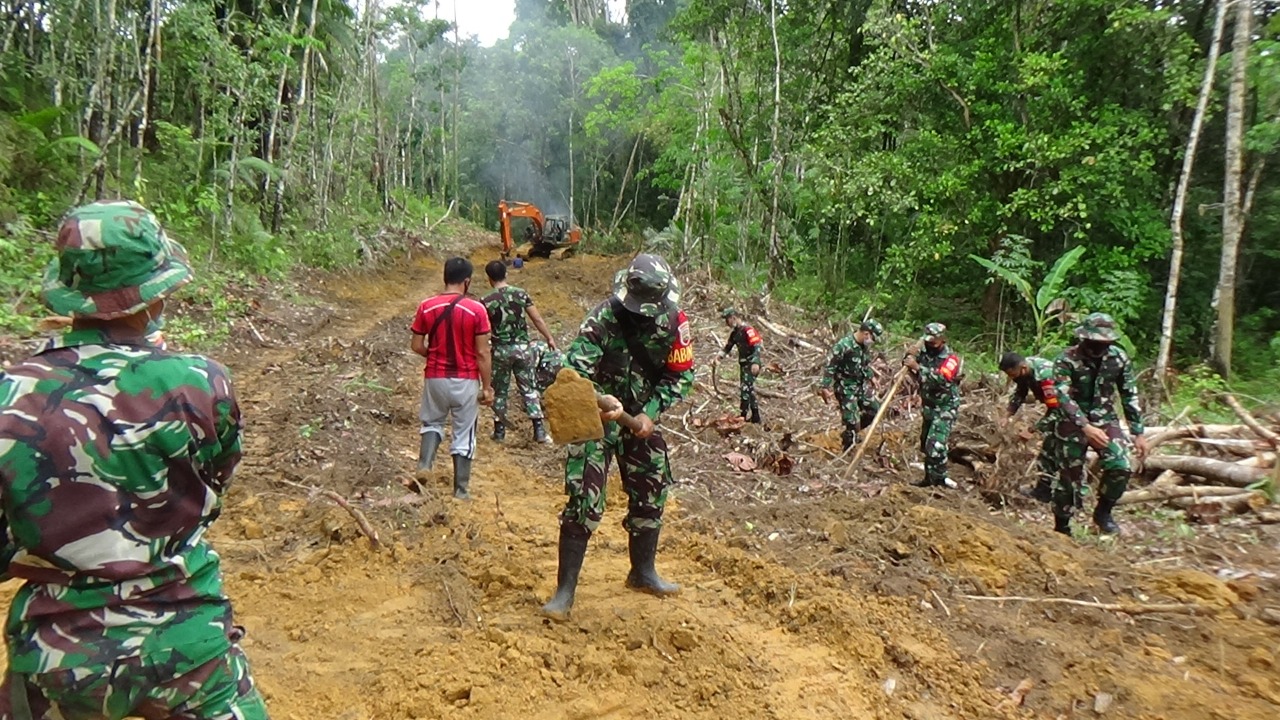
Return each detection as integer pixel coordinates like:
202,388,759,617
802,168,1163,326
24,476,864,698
613,253,680,317
1075,312,1119,342
921,322,947,342
860,318,884,339
720,307,738,319
42,200,192,320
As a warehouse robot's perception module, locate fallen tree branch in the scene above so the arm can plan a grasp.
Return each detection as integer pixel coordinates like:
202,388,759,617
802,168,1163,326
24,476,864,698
279,478,382,549
1221,394,1280,448
848,366,910,473
757,318,821,351
1118,485,1261,505
1143,455,1268,487
1170,492,1264,513
960,595,1204,616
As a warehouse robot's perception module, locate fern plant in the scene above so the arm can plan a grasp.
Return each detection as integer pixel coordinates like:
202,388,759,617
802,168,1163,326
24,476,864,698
970,244,1086,351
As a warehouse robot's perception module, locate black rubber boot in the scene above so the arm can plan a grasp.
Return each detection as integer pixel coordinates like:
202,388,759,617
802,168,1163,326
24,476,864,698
1093,497,1120,535
624,528,680,597
840,428,856,452
749,406,761,424
452,455,472,500
1053,507,1072,535
492,419,506,443
1020,477,1053,503
416,431,442,473
739,400,750,420
532,419,549,444
541,524,589,620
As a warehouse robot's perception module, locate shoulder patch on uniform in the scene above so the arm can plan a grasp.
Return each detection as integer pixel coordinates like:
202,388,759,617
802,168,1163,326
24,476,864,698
745,325,762,346
666,310,694,371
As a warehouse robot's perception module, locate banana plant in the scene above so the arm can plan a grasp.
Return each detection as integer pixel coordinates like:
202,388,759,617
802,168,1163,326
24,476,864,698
970,245,1087,351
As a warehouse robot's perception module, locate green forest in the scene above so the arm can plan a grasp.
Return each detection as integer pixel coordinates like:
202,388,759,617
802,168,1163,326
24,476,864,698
1,0,1278,386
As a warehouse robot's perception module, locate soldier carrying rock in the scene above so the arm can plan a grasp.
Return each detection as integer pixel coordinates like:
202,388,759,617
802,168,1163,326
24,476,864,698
541,254,694,620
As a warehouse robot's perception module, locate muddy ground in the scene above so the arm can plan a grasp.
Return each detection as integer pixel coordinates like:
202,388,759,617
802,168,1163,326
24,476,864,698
5,222,1280,719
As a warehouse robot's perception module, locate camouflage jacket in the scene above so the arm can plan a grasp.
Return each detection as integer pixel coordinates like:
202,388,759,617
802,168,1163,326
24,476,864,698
1054,344,1144,434
721,324,762,366
0,327,241,674
564,299,694,420
482,285,533,346
1007,356,1068,418
915,345,962,410
821,335,874,390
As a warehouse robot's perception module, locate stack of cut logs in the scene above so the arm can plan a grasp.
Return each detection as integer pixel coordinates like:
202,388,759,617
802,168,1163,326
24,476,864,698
1122,395,1279,524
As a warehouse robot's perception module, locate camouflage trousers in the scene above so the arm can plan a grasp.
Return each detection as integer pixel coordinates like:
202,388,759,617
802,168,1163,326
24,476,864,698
920,404,958,483
492,342,543,421
0,645,267,720
738,362,759,418
1055,421,1133,506
835,382,879,433
560,422,673,536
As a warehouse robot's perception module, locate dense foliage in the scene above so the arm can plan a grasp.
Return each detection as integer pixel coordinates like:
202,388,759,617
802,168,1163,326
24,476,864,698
1,0,1277,380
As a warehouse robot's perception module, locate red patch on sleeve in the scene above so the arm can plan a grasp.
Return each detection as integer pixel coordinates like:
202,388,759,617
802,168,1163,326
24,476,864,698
1040,379,1060,408
666,311,694,371
939,355,959,381
745,326,763,347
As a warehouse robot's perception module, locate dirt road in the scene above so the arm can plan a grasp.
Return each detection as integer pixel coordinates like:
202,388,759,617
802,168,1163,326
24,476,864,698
5,228,1278,719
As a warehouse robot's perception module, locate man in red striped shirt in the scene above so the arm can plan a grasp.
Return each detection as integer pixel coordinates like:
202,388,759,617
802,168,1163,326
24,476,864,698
410,257,493,499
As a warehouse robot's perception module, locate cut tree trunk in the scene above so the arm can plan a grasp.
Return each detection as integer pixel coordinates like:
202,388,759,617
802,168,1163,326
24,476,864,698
1144,455,1268,487
1118,485,1258,505
1222,394,1280,448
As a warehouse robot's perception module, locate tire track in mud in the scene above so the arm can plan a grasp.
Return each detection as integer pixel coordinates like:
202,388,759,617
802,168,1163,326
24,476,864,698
212,246,1009,720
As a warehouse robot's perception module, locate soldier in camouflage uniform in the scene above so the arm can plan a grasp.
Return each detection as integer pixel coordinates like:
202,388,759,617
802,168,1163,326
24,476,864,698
482,260,559,443
541,254,694,620
905,323,962,488
711,308,764,424
819,319,885,451
1053,313,1148,535
999,352,1072,504
0,201,268,720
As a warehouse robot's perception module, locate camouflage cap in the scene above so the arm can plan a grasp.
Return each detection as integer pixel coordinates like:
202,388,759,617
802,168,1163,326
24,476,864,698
42,200,191,320
613,253,680,317
921,322,947,342
720,307,738,319
1075,312,1119,342
860,318,885,339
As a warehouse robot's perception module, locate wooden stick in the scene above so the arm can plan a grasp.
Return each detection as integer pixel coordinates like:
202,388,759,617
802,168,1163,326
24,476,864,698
1221,394,1280,448
847,366,910,473
959,595,1203,616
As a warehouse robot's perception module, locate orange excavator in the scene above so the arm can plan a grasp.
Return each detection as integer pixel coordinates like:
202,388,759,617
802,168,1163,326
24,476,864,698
498,200,582,260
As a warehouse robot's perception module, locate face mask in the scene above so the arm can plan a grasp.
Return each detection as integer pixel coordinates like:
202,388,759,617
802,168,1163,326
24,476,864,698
925,342,944,355
1080,341,1108,358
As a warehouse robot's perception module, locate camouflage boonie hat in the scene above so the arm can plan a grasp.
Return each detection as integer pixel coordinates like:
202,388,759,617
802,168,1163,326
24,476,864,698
42,200,191,320
1075,312,1119,342
720,307,738,319
613,253,680,317
921,322,947,342
860,318,885,339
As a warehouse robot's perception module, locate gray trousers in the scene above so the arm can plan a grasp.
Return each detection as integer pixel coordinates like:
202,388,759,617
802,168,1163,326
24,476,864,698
419,378,480,459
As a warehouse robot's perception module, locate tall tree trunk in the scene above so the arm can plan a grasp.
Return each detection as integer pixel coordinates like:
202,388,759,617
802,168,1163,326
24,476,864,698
765,0,787,284
1212,0,1251,378
133,0,161,192
1157,0,1228,381
270,0,319,233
